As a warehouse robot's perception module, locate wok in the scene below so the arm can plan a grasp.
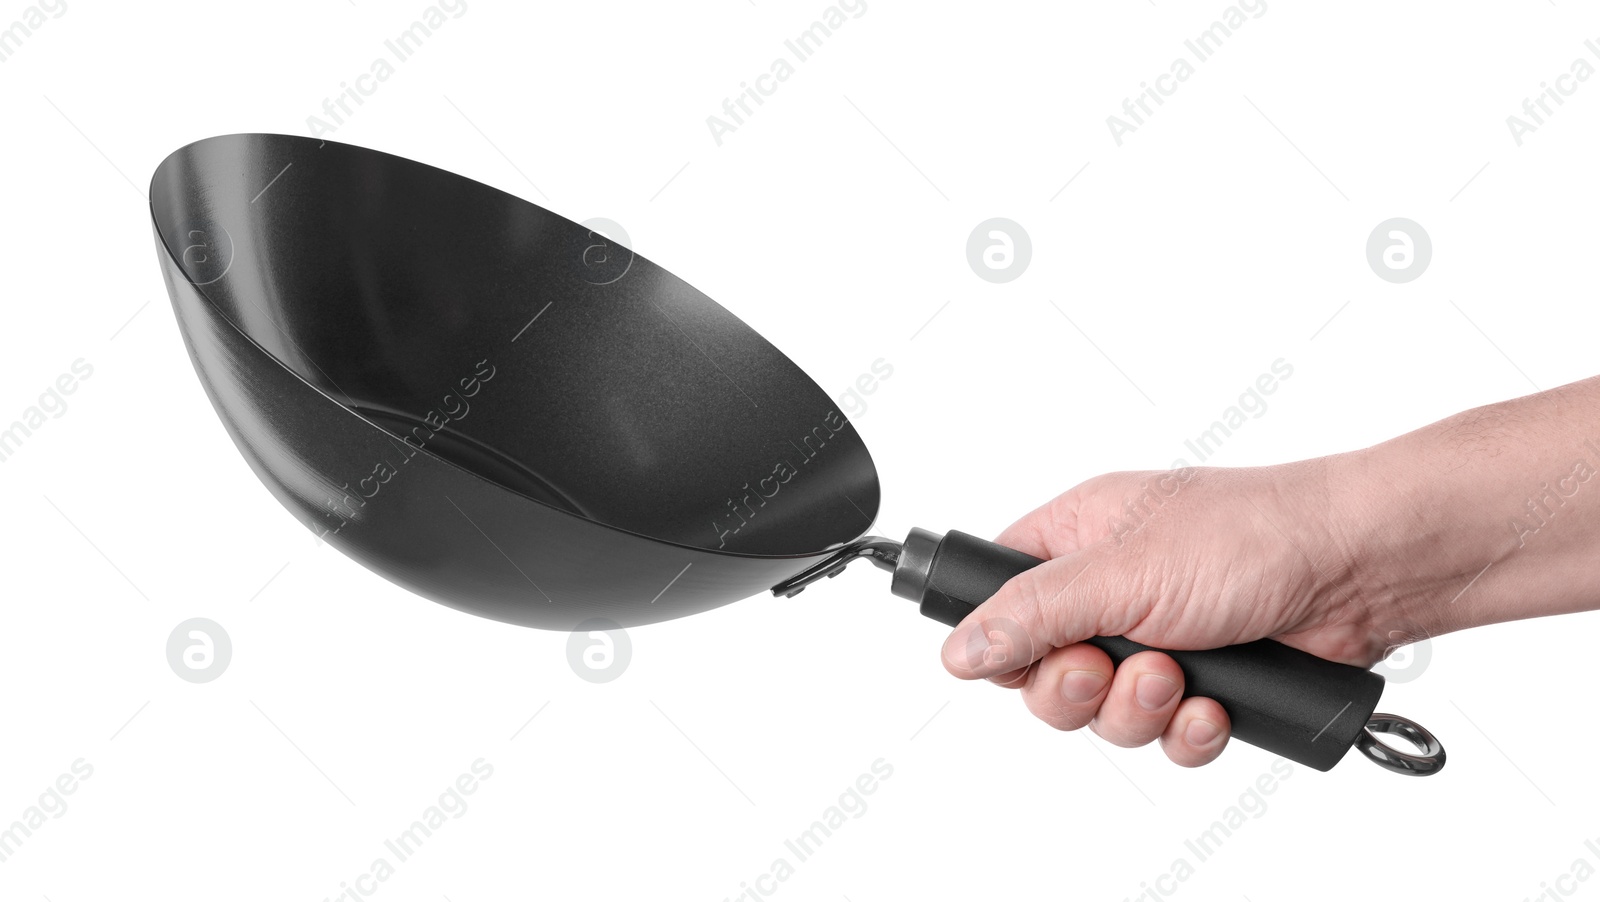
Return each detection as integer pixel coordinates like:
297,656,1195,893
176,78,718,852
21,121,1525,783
149,134,1442,776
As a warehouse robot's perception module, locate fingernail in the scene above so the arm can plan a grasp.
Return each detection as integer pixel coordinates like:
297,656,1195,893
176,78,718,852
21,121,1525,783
1135,673,1179,711
944,624,988,670
1061,670,1108,704
1185,719,1222,747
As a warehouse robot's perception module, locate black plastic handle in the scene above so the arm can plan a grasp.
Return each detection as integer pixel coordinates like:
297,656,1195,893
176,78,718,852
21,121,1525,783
896,529,1384,771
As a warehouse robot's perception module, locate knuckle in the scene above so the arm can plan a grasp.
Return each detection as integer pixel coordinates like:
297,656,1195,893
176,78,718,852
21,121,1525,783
1037,702,1093,732
1022,685,1093,732
1092,716,1157,749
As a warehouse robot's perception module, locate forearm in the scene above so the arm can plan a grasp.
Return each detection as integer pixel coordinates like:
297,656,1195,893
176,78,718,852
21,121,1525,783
1335,375,1600,638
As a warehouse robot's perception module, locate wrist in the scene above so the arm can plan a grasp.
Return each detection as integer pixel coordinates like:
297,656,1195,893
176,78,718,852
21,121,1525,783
1324,394,1600,642
1315,442,1501,645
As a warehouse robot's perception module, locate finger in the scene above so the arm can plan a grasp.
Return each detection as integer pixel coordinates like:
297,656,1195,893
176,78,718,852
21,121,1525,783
941,551,1137,681
986,664,1034,689
1090,651,1185,748
942,605,1050,680
993,480,1102,560
1159,696,1231,767
992,494,1070,560
1019,643,1114,731
994,471,1171,559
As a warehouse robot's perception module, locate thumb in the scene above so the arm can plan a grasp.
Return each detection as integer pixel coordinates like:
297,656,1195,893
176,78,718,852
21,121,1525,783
939,549,1139,680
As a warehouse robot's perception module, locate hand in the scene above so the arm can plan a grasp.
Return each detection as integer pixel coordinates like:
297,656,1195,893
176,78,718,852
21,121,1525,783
939,376,1600,768
938,455,1444,767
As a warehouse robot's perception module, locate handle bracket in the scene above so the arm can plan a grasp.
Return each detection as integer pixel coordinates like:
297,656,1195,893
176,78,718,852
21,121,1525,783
771,536,900,598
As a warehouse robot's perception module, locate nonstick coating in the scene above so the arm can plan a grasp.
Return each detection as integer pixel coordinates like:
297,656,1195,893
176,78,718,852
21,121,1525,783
150,134,880,629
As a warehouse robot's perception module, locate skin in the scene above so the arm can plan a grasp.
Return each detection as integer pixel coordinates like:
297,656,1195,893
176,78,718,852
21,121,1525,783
941,375,1600,766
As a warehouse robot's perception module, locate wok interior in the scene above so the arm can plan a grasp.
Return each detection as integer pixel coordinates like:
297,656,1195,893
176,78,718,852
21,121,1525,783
149,134,879,558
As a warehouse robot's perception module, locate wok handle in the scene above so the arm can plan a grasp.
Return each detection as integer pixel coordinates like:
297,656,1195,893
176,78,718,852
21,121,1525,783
893,528,1385,772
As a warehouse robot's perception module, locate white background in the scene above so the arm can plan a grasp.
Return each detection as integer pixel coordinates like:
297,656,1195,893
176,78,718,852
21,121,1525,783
3,1,1599,900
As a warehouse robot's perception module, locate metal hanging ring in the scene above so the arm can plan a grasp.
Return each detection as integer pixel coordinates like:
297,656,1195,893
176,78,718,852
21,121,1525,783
1355,713,1446,776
